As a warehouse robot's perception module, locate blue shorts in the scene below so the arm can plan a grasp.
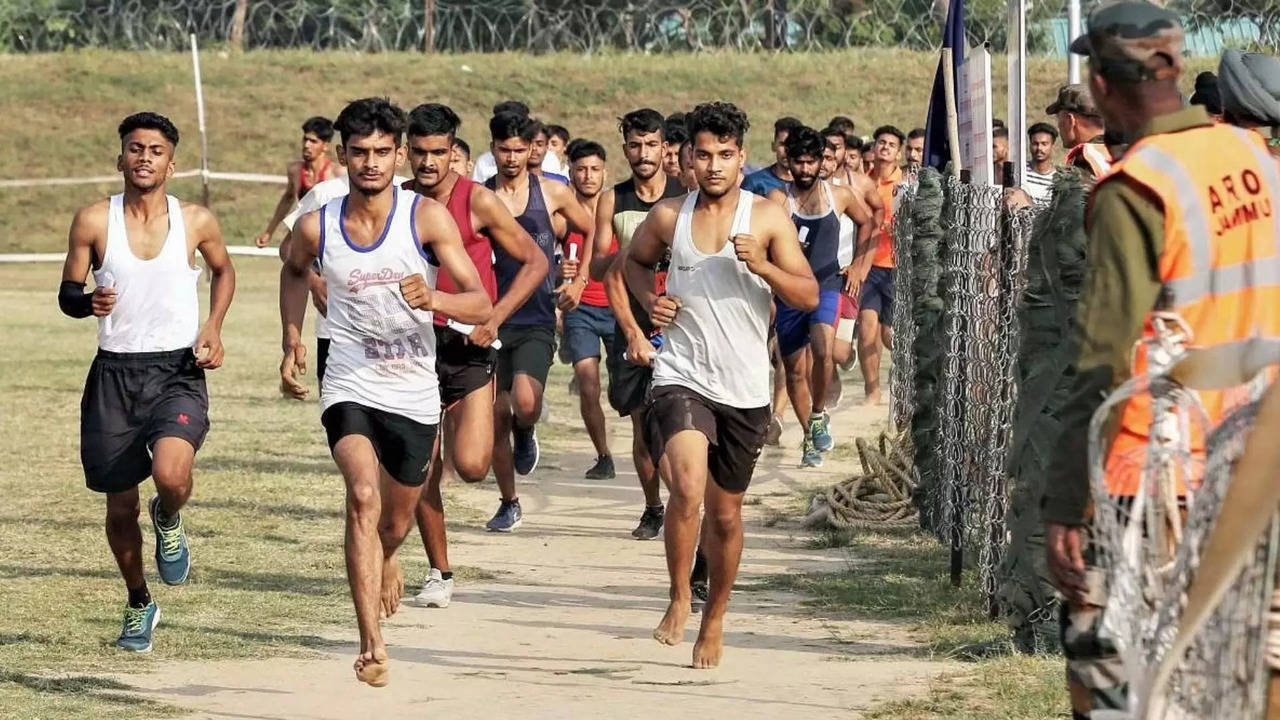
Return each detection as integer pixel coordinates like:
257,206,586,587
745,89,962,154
859,266,894,325
563,303,616,363
775,289,840,357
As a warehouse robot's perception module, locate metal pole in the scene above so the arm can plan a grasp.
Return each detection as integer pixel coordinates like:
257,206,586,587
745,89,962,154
1067,0,1082,83
190,33,211,208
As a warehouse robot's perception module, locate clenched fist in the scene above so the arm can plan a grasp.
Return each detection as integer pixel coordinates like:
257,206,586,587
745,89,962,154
400,273,435,311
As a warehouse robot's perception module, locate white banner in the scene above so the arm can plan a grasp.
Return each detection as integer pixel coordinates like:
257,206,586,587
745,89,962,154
959,46,994,188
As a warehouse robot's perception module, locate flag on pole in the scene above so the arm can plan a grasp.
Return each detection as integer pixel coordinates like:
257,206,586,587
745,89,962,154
923,0,967,170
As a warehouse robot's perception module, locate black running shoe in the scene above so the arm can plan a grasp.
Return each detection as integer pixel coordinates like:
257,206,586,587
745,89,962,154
631,505,664,540
584,455,616,480
691,580,709,613
513,425,540,476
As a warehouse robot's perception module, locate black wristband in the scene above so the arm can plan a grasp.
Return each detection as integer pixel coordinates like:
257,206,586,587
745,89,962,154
58,280,94,319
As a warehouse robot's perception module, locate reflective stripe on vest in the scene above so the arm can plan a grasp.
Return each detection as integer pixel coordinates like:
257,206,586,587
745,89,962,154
1097,123,1280,496
1068,142,1114,179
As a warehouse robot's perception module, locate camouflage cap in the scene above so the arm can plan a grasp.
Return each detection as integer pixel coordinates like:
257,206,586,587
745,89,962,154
1045,84,1099,116
1069,1,1183,82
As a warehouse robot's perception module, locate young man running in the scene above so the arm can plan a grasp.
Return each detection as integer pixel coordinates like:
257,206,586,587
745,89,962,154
400,103,546,605
591,108,687,540
624,101,817,668
280,98,491,686
527,122,570,185
61,111,236,652
450,137,473,177
742,116,803,196
485,110,594,531
767,126,872,467
256,116,343,247
855,125,905,404
562,139,617,479
662,113,688,181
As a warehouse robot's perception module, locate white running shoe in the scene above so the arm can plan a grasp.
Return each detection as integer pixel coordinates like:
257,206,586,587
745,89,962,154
410,568,454,608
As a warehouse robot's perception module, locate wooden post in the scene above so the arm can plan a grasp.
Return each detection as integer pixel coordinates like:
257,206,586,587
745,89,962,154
942,48,963,173
422,0,436,54
230,0,248,51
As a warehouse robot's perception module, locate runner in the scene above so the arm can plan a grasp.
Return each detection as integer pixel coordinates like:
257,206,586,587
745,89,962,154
256,116,343,247
766,126,872,467
662,113,688,181
545,123,572,176
622,101,817,668
742,116,803,196
399,103,546,606
450,137,473,177
527,121,570,185
471,101,565,183
561,139,617,479
591,108,686,540
59,111,236,653
279,97,491,686
485,110,595,532
854,125,906,404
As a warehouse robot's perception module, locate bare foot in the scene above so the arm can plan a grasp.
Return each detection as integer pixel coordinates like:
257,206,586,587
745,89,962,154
354,647,389,687
381,556,403,618
653,600,690,646
863,390,882,406
692,617,724,669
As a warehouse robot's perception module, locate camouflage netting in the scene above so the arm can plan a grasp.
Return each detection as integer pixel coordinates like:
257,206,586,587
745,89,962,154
999,169,1090,652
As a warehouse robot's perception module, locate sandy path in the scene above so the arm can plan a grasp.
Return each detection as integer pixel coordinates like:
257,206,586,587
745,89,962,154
119,384,953,719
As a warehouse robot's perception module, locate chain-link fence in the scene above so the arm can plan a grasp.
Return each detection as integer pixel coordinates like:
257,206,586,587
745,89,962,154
4,0,1277,54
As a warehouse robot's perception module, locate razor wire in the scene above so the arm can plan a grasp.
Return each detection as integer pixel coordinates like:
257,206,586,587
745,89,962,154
6,0,1276,54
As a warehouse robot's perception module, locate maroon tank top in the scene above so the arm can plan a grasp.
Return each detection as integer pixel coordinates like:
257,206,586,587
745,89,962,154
433,175,499,326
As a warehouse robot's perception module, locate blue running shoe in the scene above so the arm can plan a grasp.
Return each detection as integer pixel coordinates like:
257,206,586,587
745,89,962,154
513,425,540,476
486,499,523,532
149,496,191,586
801,436,824,468
116,601,161,653
810,412,834,453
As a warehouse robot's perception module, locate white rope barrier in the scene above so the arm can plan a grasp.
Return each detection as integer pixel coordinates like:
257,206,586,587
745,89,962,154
0,246,280,263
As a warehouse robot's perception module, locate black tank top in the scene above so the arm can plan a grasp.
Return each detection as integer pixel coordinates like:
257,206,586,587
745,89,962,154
488,174,557,328
614,176,687,335
788,182,843,291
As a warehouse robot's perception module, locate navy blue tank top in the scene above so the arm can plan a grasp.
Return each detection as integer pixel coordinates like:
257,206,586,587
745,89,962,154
789,182,843,291
487,174,557,327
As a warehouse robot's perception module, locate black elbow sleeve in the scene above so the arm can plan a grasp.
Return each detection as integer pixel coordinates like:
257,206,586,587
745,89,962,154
58,280,93,318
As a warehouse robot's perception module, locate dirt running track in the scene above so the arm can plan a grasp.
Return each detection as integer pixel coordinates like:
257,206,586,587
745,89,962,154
119,394,953,719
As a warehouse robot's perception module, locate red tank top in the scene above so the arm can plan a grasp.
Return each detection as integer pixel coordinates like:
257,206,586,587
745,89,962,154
433,175,500,326
563,232,612,308
296,157,331,201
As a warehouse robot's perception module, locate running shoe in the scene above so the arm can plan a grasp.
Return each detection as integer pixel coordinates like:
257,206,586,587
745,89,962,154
631,505,664,540
486,499,523,532
801,436,824,468
764,413,783,446
584,455,616,480
690,580,710,614
410,568,454,608
513,425,540,476
810,412,834,453
148,496,191,585
116,601,160,653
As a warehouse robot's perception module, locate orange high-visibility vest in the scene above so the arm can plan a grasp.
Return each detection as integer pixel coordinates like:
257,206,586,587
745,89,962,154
1066,142,1114,179
1095,124,1280,496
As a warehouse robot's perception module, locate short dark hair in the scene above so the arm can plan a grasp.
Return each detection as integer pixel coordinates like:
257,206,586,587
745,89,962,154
568,139,607,164
118,111,180,147
993,126,1010,140
678,140,693,169
992,118,1007,129
546,124,570,144
821,125,854,149
492,100,529,117
784,125,825,161
774,116,803,140
827,115,856,135
665,113,689,145
334,97,407,146
407,103,461,139
301,116,334,142
619,108,666,141
489,111,539,143
873,125,906,146
1028,122,1059,141
452,137,471,159
907,127,926,141
687,101,750,147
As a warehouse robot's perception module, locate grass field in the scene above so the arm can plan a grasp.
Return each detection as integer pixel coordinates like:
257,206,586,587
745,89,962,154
0,49,1215,253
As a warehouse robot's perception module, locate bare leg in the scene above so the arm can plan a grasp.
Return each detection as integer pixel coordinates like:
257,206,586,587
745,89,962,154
150,437,196,517
492,391,517,502
574,357,610,459
415,435,449,573
378,468,422,619
653,430,710,646
332,434,389,687
809,324,835,414
105,487,145,592
694,479,747,669
632,413,661,507
858,309,883,404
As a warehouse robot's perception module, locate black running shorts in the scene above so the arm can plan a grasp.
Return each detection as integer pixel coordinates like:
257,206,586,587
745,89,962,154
496,325,555,392
644,384,770,494
435,326,496,408
80,348,210,494
321,402,439,487
606,328,652,418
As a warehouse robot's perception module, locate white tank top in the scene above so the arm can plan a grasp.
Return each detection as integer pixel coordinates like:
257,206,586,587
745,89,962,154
652,189,772,408
93,194,200,353
319,188,441,425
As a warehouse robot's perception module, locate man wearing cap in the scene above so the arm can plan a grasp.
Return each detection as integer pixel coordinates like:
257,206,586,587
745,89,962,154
1042,3,1280,718
1048,84,1114,180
